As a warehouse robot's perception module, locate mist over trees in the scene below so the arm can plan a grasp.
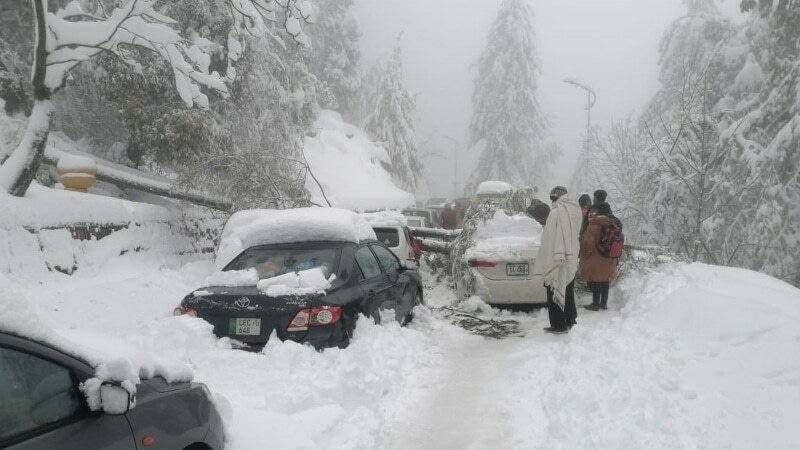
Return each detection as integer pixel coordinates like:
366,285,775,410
362,40,422,193
588,0,800,286
467,0,553,193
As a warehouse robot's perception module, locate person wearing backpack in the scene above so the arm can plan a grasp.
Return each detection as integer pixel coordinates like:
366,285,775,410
580,202,622,311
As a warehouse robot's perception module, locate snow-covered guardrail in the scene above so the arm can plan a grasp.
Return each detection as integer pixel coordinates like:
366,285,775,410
42,149,231,211
409,227,462,241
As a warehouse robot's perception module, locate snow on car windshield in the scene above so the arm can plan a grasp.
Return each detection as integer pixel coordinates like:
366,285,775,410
465,210,542,262
224,246,340,281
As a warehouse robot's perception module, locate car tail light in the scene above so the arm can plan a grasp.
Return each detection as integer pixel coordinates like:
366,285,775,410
173,306,197,317
468,259,497,268
288,306,342,331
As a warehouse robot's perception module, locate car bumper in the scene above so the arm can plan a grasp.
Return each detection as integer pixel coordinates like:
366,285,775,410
473,270,547,305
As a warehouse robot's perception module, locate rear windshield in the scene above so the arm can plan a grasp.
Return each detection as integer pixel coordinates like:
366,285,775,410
406,218,422,227
224,245,341,280
374,228,400,247
402,209,431,220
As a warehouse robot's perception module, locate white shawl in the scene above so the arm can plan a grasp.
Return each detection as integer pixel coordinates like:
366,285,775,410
532,196,582,309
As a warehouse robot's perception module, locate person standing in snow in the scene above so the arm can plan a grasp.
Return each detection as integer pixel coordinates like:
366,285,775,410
581,202,620,311
533,186,583,334
529,201,551,228
578,193,592,244
442,203,458,230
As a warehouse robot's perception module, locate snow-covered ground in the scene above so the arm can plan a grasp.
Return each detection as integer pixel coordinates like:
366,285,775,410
2,248,800,449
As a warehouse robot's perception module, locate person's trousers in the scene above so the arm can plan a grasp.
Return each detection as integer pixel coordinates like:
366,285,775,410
547,279,577,330
588,281,610,307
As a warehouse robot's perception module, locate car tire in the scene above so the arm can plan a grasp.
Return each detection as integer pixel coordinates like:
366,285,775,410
403,291,423,325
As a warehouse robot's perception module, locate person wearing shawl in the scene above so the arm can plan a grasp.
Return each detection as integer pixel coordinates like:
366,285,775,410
533,186,583,334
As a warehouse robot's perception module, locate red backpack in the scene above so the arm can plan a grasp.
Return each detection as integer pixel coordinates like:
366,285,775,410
597,224,624,258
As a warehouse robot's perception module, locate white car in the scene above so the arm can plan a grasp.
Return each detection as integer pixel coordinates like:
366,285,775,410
360,211,419,261
474,180,513,204
455,210,547,306
403,215,428,228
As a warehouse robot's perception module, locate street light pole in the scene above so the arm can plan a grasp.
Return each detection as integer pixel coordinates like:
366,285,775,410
564,77,596,194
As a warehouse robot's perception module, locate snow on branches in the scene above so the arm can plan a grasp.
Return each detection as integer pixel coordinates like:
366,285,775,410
46,0,228,109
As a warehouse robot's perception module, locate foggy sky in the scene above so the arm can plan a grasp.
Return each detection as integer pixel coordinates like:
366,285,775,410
352,0,745,201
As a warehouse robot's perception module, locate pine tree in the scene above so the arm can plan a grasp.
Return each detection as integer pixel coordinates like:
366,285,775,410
363,41,422,192
467,0,549,192
307,0,362,119
636,0,754,262
727,0,800,284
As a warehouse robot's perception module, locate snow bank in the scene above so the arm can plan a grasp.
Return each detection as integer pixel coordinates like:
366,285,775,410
465,210,541,262
304,110,415,211
215,207,376,270
359,210,408,228
0,183,183,229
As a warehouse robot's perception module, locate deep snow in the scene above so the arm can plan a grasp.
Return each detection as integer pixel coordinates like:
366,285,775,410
1,248,800,449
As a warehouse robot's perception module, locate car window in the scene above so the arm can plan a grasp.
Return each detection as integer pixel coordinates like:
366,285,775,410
224,246,340,281
373,228,400,247
0,347,82,444
355,246,382,279
371,244,400,273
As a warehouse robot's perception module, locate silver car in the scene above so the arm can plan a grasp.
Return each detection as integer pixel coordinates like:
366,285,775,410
0,332,224,450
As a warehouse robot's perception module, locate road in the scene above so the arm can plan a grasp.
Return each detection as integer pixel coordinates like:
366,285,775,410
11,253,778,450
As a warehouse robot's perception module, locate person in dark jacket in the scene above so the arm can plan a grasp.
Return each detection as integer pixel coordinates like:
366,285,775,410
580,202,620,310
527,198,550,227
441,204,458,229
578,194,592,243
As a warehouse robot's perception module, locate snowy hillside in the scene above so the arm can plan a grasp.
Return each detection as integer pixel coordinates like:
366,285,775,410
2,244,798,449
304,110,416,211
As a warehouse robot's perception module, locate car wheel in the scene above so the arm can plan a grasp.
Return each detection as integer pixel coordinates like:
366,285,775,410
403,291,423,325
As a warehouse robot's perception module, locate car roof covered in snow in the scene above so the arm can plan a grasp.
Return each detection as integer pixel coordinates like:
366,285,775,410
215,207,377,270
0,287,193,397
359,211,408,228
476,181,514,195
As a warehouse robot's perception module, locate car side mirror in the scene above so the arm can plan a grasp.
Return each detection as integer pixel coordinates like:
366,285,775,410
100,382,135,415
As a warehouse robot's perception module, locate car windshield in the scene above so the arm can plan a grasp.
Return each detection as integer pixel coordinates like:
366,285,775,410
224,245,341,280
406,218,422,227
374,228,400,247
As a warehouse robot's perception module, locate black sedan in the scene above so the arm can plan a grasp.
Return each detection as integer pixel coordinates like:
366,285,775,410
175,240,423,349
0,331,224,450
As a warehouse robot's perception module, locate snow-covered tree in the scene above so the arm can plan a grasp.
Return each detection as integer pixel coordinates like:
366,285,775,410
0,0,312,198
723,0,800,284
307,0,361,118
467,0,550,192
363,41,422,192
635,0,757,263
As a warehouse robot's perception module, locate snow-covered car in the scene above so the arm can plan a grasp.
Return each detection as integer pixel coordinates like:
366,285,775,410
402,207,440,228
403,215,428,228
175,208,423,350
0,331,224,450
361,211,422,262
474,181,514,205
454,210,546,307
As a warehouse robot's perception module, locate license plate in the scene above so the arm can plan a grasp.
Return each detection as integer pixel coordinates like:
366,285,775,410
229,318,261,336
506,263,529,276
